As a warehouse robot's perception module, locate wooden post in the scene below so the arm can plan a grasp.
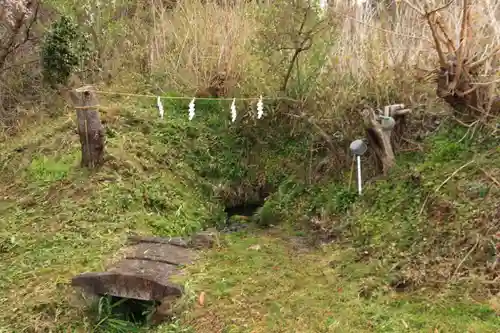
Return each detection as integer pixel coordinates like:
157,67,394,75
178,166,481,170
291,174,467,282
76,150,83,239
70,85,105,168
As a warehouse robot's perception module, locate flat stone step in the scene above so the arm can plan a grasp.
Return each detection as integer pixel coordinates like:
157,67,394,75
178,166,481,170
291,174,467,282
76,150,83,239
124,242,195,266
71,230,217,302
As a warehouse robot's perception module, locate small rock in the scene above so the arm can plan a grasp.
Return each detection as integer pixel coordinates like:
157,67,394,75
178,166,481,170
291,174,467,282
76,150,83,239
190,228,219,249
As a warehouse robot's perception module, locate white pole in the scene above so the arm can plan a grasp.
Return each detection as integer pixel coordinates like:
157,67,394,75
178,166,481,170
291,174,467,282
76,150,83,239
356,155,362,195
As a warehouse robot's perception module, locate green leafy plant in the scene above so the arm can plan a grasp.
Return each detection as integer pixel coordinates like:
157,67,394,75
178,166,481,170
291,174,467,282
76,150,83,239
41,15,90,86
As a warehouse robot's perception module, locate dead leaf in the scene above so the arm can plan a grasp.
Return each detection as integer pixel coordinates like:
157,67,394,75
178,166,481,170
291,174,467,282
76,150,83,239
198,291,205,306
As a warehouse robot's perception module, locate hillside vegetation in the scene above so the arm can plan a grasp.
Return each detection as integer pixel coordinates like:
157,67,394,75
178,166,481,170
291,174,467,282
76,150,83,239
0,0,499,332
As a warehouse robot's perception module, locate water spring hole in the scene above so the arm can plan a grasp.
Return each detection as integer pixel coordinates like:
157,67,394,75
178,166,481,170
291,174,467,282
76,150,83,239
222,201,264,232
90,295,159,330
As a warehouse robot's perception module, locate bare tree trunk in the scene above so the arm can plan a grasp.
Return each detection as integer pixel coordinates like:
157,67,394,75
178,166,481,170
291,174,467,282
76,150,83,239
404,1,500,122
69,86,105,168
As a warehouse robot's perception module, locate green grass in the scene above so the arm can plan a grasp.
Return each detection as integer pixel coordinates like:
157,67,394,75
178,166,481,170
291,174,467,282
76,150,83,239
171,125,499,333
0,102,227,332
178,232,500,333
0,97,312,332
0,99,499,333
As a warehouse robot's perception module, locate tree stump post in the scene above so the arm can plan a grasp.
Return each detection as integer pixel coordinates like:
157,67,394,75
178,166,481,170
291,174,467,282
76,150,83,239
362,104,411,174
70,85,105,168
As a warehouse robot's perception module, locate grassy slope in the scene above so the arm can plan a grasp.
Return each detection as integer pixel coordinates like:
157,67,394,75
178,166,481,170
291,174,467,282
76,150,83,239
180,127,500,333
0,96,311,332
0,98,499,332
0,100,221,332
182,234,497,333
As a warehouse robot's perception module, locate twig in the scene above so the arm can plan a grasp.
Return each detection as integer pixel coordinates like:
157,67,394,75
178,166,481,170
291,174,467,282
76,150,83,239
451,234,479,280
280,6,321,93
480,168,500,187
418,160,475,216
456,120,478,143
452,117,478,128
424,0,457,18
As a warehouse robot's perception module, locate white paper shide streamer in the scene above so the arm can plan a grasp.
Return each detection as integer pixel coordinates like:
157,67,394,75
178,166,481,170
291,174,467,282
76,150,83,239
160,95,265,121
256,95,264,119
230,98,237,122
188,97,196,120
157,96,164,119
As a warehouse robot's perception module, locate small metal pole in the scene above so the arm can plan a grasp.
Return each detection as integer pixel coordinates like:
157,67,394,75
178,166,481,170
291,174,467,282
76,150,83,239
349,139,368,196
356,155,362,195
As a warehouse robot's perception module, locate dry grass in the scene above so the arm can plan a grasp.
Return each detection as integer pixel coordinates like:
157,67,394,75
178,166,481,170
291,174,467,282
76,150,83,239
147,1,257,93
2,0,499,135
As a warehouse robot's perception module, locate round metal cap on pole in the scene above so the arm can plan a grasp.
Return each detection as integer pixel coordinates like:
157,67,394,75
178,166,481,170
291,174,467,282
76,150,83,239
349,139,367,195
